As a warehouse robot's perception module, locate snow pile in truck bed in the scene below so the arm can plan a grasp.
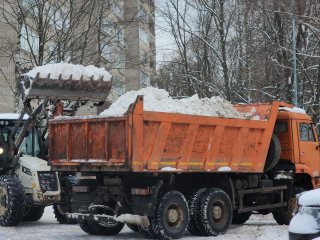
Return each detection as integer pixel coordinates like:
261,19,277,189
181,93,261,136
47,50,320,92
24,63,112,81
100,87,250,119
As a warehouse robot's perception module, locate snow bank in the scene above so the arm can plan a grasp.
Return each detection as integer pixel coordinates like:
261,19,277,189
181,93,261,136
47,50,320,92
0,113,28,120
289,213,319,234
279,107,306,114
25,63,112,81
298,188,320,206
100,87,249,119
161,167,182,171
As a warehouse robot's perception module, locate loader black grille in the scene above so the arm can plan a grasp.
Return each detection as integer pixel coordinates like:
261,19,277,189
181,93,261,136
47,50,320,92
38,171,59,193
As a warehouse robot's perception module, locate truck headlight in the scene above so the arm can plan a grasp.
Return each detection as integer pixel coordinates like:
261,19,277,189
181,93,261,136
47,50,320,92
38,172,59,193
0,148,3,154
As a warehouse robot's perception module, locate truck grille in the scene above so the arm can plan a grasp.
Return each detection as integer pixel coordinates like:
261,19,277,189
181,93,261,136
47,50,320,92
38,171,59,193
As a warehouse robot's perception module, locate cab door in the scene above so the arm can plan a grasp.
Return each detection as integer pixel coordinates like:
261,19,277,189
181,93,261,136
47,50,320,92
297,122,320,177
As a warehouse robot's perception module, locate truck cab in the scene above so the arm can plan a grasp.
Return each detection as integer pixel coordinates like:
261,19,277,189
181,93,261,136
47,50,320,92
275,110,320,190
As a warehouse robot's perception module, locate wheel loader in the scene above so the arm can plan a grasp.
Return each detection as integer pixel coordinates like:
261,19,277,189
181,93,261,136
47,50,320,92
0,67,112,226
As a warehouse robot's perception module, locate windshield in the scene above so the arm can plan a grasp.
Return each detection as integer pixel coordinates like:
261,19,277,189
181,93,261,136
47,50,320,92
0,126,40,156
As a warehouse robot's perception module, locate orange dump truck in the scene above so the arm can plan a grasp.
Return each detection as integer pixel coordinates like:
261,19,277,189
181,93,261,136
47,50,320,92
48,96,320,239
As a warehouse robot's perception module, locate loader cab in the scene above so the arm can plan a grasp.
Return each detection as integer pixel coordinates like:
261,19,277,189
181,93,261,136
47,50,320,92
276,110,320,178
0,114,40,169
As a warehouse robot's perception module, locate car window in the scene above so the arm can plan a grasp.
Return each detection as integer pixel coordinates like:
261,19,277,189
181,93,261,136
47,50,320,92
299,123,316,142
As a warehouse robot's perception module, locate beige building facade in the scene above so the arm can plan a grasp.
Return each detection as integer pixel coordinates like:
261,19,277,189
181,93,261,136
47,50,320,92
0,0,156,115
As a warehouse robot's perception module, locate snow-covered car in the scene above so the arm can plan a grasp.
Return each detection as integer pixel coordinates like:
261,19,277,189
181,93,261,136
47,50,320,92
289,189,320,240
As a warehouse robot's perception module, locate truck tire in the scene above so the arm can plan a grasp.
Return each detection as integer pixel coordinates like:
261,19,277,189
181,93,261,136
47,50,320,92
187,188,207,236
154,190,189,240
196,188,232,236
53,175,78,224
272,186,305,225
22,206,45,221
127,223,139,232
0,175,25,226
264,133,281,172
86,220,124,235
231,211,252,224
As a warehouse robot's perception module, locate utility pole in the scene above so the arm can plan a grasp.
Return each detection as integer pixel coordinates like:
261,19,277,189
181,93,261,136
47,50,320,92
292,0,297,107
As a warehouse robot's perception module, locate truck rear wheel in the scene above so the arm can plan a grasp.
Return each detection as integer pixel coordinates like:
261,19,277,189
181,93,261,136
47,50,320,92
0,175,25,226
187,188,207,235
138,218,158,239
126,223,139,232
154,190,189,239
22,206,45,221
272,186,305,225
264,133,281,172
231,211,252,224
196,188,232,236
86,220,124,235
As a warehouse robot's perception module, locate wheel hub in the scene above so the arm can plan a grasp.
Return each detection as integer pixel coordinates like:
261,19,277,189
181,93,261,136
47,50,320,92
167,209,178,223
0,187,7,216
213,206,222,219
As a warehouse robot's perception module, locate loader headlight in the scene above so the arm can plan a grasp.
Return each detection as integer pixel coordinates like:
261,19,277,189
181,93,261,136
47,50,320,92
0,148,3,154
38,171,59,193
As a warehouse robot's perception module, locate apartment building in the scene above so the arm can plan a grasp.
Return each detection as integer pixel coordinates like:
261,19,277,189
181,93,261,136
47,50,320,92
0,0,156,114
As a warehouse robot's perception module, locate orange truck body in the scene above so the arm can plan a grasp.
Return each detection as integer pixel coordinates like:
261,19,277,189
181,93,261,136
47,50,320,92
48,96,294,174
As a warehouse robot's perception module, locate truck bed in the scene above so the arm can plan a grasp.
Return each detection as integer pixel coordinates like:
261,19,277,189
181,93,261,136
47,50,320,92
48,96,292,173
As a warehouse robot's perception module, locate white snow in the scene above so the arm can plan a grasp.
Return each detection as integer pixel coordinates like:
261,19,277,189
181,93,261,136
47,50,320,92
274,173,292,179
252,115,260,120
0,113,28,120
289,213,319,234
161,167,182,171
24,63,112,81
100,87,249,119
217,166,232,171
279,107,306,114
298,188,320,206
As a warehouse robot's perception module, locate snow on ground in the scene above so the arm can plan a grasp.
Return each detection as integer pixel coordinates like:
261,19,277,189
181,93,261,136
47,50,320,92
25,63,112,81
100,87,250,119
0,207,289,240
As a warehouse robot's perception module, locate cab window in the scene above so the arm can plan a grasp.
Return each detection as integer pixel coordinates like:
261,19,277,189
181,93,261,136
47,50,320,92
299,123,316,142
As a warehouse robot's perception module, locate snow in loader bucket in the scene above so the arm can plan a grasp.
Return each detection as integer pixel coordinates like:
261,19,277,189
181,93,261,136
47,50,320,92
20,63,113,102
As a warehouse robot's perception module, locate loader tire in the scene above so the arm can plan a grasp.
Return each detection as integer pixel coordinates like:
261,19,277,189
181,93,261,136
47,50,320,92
187,188,207,236
272,186,305,225
196,188,232,236
87,220,124,235
0,175,25,226
231,211,252,224
127,223,139,232
264,133,281,172
53,175,78,224
138,218,158,239
22,206,45,221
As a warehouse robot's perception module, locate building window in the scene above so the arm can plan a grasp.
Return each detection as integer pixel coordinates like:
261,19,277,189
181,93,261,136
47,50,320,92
138,5,147,22
141,71,149,87
101,44,112,61
49,7,64,29
140,49,148,65
150,57,155,71
102,17,111,35
114,26,124,44
114,79,125,95
50,41,57,63
22,0,39,16
114,52,124,69
113,2,123,19
149,36,155,51
20,25,39,54
139,27,148,44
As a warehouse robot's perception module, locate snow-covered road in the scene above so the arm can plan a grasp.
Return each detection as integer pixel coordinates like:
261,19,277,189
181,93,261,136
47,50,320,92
0,207,288,240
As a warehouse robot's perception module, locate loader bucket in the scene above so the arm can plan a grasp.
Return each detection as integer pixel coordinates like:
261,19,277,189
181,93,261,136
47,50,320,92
20,73,113,102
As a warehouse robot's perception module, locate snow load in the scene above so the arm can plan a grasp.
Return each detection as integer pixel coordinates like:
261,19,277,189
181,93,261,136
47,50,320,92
279,107,306,114
24,63,112,81
100,87,250,119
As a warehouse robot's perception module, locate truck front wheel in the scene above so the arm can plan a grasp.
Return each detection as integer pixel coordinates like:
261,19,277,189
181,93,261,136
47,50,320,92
231,211,252,224
22,206,45,221
154,190,189,239
272,186,305,225
196,188,232,236
0,175,25,226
